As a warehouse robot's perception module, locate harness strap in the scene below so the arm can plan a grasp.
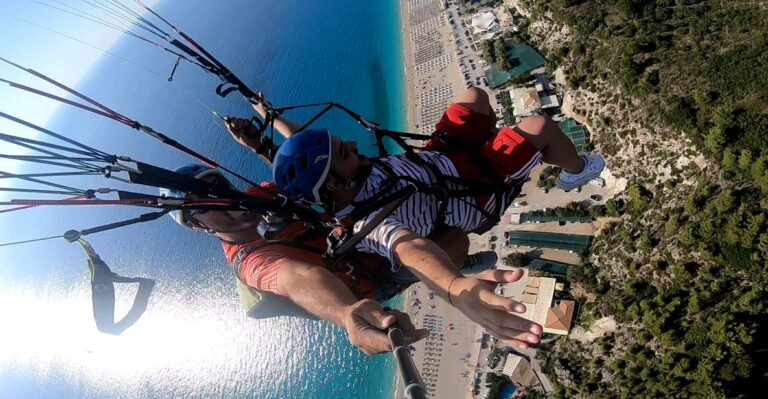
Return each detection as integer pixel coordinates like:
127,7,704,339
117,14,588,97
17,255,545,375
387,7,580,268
326,183,417,261
216,83,239,98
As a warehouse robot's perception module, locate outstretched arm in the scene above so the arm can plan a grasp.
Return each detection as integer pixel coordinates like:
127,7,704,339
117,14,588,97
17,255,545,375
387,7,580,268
277,258,427,355
391,230,542,349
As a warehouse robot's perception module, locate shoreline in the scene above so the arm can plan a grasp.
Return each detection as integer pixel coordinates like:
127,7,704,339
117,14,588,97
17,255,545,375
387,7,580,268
393,3,412,396
400,0,418,134
392,2,414,397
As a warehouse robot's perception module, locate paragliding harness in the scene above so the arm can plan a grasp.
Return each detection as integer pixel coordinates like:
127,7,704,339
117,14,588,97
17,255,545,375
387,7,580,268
321,123,528,262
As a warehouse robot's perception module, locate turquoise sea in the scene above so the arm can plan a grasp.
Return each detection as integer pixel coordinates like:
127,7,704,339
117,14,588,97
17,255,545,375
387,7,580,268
0,1,408,397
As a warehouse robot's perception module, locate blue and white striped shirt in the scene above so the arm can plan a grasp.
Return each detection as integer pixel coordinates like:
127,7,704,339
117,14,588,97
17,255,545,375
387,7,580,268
335,150,541,266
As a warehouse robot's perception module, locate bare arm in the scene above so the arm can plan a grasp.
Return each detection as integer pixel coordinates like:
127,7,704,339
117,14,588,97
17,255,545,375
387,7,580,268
251,96,302,139
224,94,302,155
276,258,427,355
391,231,462,297
391,230,543,348
277,259,358,326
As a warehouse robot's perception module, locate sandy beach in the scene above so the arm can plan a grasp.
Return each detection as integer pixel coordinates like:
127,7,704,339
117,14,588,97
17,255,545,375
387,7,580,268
399,0,477,137
400,0,417,134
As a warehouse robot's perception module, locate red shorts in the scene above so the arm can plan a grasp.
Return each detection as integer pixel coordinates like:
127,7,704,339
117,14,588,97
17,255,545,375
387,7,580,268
427,103,541,182
425,103,542,213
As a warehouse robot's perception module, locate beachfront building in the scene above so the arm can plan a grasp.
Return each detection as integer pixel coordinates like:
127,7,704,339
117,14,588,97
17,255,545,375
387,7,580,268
471,12,499,33
501,268,576,336
506,231,593,253
545,300,576,335
510,85,560,119
502,354,536,387
470,11,500,41
511,87,541,117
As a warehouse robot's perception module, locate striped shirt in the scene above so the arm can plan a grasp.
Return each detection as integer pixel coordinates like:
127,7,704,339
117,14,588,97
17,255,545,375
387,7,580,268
335,150,541,266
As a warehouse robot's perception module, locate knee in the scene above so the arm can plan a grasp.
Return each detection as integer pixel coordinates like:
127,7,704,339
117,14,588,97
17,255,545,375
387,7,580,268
456,87,491,115
516,115,555,137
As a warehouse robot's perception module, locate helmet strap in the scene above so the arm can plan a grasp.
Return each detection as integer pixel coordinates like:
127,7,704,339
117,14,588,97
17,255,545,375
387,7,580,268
329,168,358,190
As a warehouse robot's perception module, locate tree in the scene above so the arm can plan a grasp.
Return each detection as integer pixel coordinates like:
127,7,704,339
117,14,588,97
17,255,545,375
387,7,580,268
721,148,737,170
699,218,717,242
506,252,529,266
482,40,495,64
704,126,725,154
665,214,679,236
684,194,701,217
759,233,768,259
679,224,696,247
628,183,650,209
606,199,621,216
722,217,742,245
712,189,735,214
494,38,510,70
738,149,753,172
639,231,653,252
742,213,765,248
750,155,768,181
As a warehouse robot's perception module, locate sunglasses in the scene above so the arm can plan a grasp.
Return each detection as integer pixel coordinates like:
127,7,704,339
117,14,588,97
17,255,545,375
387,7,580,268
207,174,235,192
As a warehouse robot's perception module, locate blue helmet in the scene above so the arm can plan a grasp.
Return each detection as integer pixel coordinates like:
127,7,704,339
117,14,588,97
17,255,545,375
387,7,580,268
273,129,331,203
159,164,224,232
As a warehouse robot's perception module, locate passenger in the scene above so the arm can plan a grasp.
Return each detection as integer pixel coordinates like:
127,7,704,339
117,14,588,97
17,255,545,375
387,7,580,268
161,164,430,355
271,88,605,348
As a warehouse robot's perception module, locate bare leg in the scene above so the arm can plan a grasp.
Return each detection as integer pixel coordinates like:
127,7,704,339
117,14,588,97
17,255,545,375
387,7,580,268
454,89,586,173
431,226,469,268
515,115,584,173
454,87,497,127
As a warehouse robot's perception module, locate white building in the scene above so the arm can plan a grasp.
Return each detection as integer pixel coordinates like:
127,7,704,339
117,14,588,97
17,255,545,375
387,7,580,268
471,12,499,33
501,269,576,336
502,354,536,387
511,87,541,117
540,94,560,109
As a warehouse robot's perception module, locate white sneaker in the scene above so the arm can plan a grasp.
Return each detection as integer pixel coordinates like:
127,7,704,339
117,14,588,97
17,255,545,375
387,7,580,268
556,153,605,191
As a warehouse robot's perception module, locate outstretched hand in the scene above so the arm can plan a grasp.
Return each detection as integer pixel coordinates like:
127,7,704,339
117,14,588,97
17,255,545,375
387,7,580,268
343,298,429,355
450,269,542,349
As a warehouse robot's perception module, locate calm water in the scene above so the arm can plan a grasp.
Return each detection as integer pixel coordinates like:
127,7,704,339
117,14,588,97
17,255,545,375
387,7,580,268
0,1,407,397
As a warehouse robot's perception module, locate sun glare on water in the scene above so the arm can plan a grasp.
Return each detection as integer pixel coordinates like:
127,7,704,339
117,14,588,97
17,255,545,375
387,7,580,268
0,280,291,393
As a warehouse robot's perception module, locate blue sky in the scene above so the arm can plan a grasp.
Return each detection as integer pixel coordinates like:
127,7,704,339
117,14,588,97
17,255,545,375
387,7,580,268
0,0,161,182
